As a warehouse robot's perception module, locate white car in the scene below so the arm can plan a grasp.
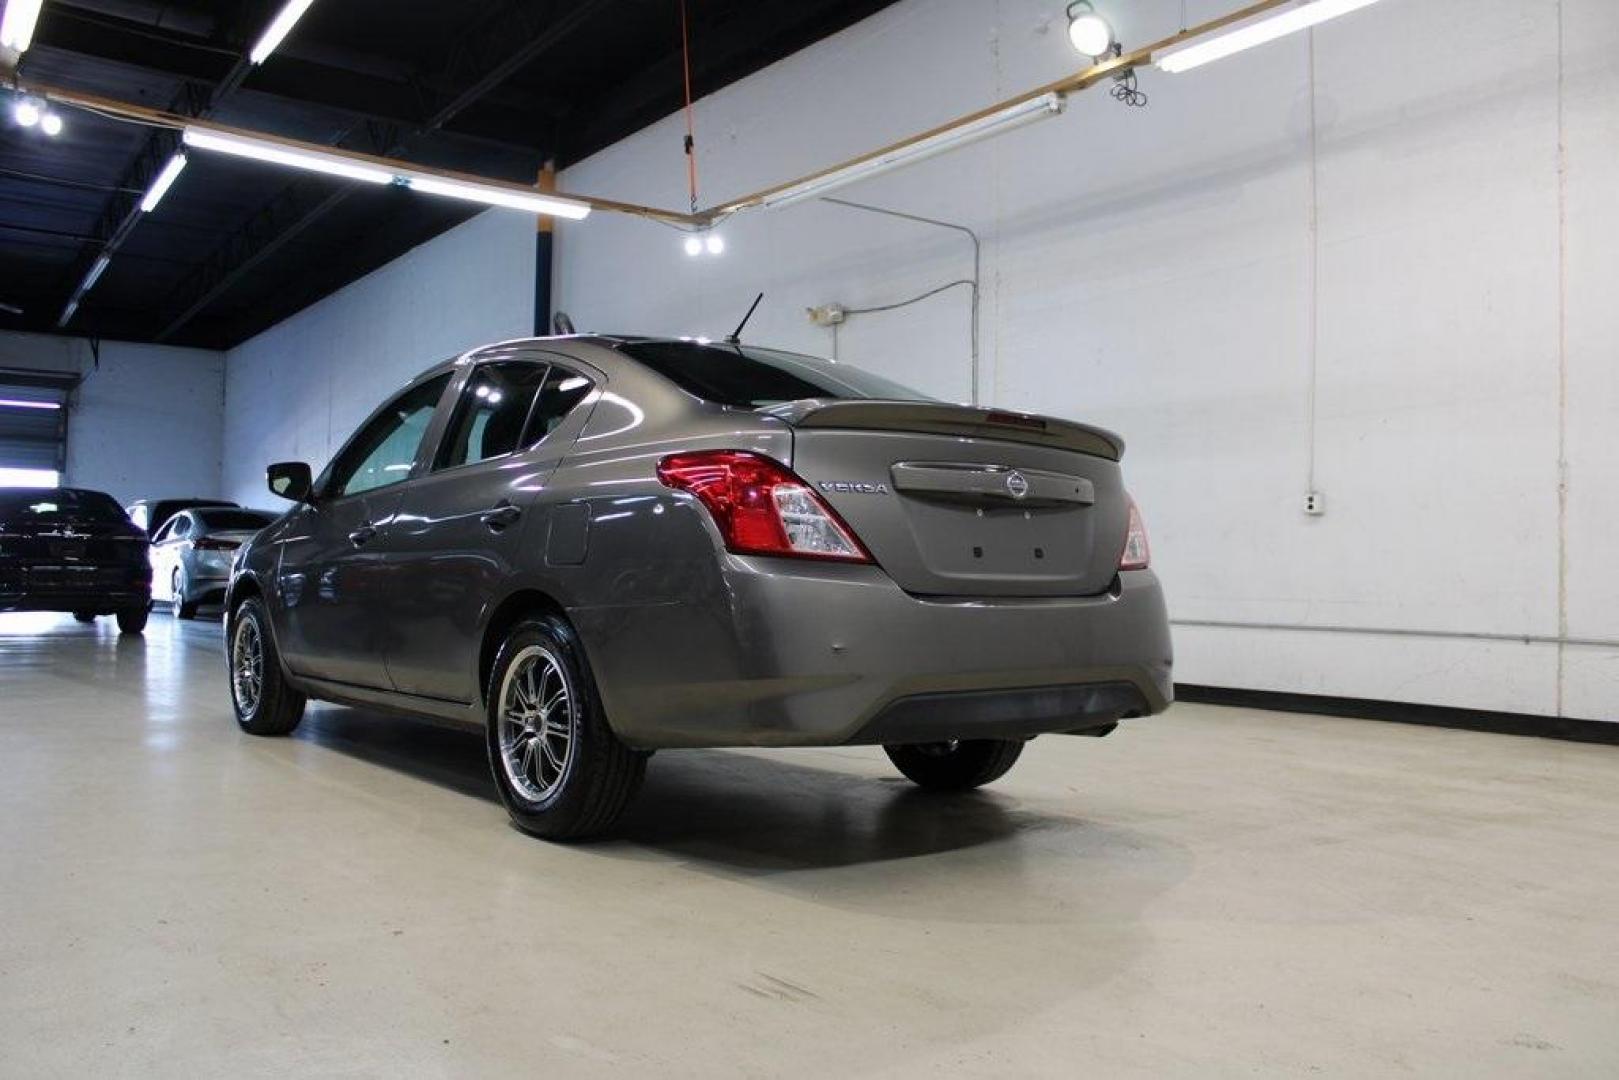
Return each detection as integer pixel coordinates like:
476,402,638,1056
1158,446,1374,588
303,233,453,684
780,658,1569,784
149,507,278,619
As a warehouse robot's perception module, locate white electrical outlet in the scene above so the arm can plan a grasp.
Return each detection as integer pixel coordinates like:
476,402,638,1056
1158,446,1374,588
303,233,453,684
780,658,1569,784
1303,491,1326,516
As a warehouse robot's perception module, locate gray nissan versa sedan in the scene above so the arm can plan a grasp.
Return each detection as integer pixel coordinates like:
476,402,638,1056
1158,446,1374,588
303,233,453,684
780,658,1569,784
225,336,1172,839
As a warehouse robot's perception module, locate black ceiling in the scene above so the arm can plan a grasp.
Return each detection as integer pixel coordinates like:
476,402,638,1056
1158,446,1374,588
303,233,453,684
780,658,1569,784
0,0,897,349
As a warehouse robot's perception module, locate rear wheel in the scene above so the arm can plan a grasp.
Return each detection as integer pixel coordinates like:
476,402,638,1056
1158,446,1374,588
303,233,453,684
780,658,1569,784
171,569,198,620
115,607,148,634
72,611,96,624
884,739,1025,791
485,614,646,840
228,597,305,735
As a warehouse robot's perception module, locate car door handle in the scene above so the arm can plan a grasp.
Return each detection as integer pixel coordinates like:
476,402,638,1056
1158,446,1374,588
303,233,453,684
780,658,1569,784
480,502,522,532
348,524,378,547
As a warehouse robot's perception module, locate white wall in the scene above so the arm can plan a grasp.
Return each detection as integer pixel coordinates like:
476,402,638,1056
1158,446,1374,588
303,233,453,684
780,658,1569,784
555,0,1619,721
0,330,224,504
221,208,536,506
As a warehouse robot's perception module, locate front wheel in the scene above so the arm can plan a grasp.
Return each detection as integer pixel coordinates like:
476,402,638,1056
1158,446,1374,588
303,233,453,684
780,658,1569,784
228,598,305,736
115,607,148,634
884,739,1026,791
485,614,646,840
72,611,96,624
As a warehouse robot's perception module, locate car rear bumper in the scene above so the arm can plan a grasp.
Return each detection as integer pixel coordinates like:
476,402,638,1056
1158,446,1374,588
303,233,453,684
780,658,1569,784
572,563,1172,749
1,587,151,613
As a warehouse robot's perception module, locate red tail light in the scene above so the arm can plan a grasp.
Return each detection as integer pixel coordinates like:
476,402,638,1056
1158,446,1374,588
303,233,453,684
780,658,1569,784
657,450,872,563
1118,496,1150,571
194,537,240,552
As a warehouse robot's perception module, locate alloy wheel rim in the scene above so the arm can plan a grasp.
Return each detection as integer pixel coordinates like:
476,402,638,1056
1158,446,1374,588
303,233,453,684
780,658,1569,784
497,645,576,803
231,615,263,715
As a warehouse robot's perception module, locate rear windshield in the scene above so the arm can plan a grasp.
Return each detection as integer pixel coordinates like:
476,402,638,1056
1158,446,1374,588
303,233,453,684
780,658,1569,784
617,341,928,408
196,509,277,531
0,488,129,525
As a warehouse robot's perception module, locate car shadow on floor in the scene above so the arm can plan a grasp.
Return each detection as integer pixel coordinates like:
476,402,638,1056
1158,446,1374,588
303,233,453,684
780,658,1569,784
294,703,1083,873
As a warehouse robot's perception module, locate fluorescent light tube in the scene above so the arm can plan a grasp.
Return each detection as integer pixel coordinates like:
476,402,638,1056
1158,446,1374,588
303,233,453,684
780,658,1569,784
0,0,44,52
83,255,111,291
183,127,394,185
760,92,1066,210
57,297,80,327
404,175,591,220
140,153,188,213
0,398,60,410
249,0,318,64
1157,0,1388,74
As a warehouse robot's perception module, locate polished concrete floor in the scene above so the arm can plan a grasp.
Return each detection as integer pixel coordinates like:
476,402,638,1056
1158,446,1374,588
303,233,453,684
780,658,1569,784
2,611,1616,1078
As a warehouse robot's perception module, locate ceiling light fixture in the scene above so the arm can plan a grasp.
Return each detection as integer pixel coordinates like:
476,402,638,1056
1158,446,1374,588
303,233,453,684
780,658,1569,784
1157,0,1388,74
140,153,187,212
1066,1,1116,59
403,176,590,220
0,398,61,410
12,97,40,127
704,234,725,255
759,92,1066,210
57,252,112,327
683,236,703,257
249,0,319,65
182,127,394,184
39,111,61,136
82,254,111,291
0,0,44,53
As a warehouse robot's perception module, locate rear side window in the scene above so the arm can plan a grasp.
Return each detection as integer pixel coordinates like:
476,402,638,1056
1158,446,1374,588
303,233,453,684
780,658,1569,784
616,342,927,408
523,368,593,446
435,362,549,470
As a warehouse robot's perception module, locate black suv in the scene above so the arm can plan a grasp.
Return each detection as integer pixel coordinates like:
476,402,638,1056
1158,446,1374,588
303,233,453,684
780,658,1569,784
0,487,152,632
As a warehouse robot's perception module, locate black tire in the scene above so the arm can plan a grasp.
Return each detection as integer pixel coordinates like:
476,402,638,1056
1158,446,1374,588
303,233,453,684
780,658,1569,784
228,597,305,736
484,613,646,840
115,606,148,634
72,611,96,623
172,570,198,620
884,739,1026,791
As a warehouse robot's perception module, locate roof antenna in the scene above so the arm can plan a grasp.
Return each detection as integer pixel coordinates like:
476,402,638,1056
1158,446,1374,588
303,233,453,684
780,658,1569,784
552,311,576,334
725,292,763,345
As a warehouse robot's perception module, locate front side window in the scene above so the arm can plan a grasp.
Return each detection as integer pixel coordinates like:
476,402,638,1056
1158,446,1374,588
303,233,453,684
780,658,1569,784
327,374,451,498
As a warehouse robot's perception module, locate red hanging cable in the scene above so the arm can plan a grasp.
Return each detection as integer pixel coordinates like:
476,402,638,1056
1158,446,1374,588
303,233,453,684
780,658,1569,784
679,0,698,214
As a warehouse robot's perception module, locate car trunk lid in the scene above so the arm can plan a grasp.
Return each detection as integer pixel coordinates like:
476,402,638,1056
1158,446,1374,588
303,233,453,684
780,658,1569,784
773,401,1128,598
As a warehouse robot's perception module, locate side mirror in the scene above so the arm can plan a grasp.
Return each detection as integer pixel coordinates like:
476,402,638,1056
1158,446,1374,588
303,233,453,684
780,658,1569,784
267,461,315,504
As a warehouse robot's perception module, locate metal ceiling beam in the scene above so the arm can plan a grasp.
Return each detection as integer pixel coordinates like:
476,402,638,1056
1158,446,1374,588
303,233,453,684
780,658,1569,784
34,9,571,152
150,0,619,342
44,1,277,331
558,0,896,165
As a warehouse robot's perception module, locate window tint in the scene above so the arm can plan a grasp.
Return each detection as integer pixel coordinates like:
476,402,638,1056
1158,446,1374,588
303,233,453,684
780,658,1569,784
171,514,193,539
435,362,551,471
616,341,927,408
522,367,593,446
196,509,277,531
151,518,177,543
328,375,451,498
0,488,128,524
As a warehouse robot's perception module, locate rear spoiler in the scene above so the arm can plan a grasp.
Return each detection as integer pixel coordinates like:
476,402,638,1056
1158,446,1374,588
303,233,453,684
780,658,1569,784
758,400,1124,461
